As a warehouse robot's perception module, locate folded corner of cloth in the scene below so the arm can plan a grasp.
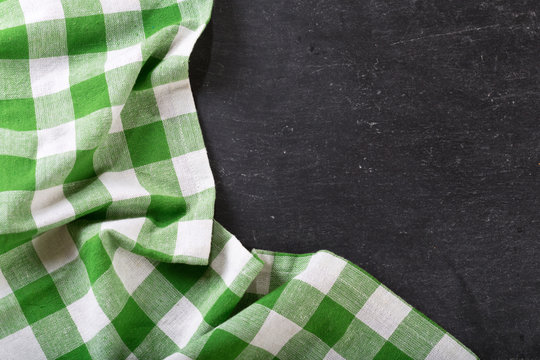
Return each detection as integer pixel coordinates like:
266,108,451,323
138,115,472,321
0,0,476,359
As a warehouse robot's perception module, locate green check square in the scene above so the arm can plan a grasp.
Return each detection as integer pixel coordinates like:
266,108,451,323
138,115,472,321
0,156,35,191
198,329,249,360
142,5,181,38
157,261,206,295
0,98,36,131
66,15,107,55
79,235,112,284
133,56,161,90
146,194,186,227
204,288,240,327
65,149,97,183
14,275,65,324
112,298,155,351
124,121,171,167
71,74,111,118
57,344,92,360
0,25,28,59
374,342,413,360
304,296,354,347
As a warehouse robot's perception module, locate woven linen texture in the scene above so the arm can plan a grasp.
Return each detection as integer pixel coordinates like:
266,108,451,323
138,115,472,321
0,0,215,264
0,0,477,359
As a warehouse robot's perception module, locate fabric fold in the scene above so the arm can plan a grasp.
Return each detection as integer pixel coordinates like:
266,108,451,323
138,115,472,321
0,0,216,264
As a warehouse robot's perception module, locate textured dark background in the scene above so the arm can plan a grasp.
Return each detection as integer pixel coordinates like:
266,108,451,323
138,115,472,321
189,0,540,358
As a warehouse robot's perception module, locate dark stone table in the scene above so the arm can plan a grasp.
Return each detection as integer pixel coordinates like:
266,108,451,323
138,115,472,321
190,0,539,357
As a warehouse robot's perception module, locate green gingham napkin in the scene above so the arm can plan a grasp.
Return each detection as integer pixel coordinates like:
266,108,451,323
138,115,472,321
0,0,215,264
0,0,477,359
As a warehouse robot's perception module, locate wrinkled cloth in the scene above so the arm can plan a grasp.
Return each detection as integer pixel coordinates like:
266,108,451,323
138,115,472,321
0,0,476,359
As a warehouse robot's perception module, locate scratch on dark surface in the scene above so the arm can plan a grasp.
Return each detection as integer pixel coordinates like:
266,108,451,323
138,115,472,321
390,24,503,46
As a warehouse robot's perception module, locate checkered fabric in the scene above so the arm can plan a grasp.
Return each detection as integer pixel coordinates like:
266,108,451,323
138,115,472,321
0,221,477,359
0,0,215,264
0,0,477,359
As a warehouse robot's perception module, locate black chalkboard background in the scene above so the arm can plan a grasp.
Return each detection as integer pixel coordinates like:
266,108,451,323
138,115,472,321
189,0,539,357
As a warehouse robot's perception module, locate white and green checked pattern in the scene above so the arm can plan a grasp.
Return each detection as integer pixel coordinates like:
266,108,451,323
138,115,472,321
0,221,262,359
0,221,476,359
0,0,215,264
0,0,477,359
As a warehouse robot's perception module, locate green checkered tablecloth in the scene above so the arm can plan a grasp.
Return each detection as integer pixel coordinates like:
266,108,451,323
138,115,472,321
0,0,477,359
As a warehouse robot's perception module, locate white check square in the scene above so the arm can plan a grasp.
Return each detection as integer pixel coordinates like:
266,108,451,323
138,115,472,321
210,236,252,287
171,149,214,197
247,253,274,295
0,327,46,360
356,286,411,340
175,220,213,257
31,185,76,228
29,56,69,97
112,247,154,295
99,0,141,14
36,121,76,158
67,288,110,342
295,251,346,294
425,334,476,360
105,44,142,72
324,349,346,360
99,169,149,202
32,225,78,273
20,0,64,24
109,105,124,133
0,269,12,299
101,217,146,242
158,297,203,348
165,26,203,58
251,310,301,356
153,80,196,120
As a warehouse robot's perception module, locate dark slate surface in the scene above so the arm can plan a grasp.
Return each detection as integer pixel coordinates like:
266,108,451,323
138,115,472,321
189,0,540,357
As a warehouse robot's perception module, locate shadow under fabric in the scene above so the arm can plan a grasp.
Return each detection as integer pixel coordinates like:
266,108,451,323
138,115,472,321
0,0,476,359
